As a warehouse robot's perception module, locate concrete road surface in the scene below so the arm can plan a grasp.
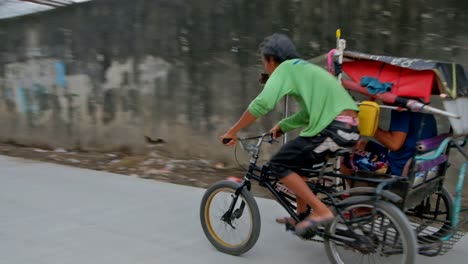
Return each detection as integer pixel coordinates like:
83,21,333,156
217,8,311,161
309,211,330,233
1,155,466,264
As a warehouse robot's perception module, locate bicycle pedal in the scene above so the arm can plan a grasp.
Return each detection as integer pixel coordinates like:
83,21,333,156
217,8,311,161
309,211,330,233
297,229,317,240
285,223,295,231
301,232,317,240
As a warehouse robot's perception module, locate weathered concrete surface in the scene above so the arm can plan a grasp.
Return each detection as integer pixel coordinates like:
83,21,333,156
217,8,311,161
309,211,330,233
1,155,467,264
0,0,467,161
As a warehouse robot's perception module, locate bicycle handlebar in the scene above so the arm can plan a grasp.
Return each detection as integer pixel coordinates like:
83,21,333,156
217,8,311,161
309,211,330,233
222,133,275,145
236,133,276,161
239,133,275,145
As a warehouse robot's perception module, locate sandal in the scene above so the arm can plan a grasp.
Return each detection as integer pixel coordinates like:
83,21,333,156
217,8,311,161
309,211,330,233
275,217,297,225
275,211,310,226
294,216,335,237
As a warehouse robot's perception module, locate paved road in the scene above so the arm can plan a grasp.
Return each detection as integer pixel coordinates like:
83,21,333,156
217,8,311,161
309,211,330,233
1,155,466,264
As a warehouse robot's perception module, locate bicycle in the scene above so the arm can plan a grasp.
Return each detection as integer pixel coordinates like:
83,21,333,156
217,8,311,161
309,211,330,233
200,133,418,263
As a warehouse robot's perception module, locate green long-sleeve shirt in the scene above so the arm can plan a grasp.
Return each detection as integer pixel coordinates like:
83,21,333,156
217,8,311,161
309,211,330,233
248,59,358,137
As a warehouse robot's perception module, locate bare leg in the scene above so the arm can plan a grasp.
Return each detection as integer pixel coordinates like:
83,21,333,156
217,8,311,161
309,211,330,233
276,177,308,225
296,176,309,214
280,171,334,229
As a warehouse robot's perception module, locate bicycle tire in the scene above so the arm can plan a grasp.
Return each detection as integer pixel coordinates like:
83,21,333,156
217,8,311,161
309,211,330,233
324,200,417,264
406,186,453,241
199,180,261,256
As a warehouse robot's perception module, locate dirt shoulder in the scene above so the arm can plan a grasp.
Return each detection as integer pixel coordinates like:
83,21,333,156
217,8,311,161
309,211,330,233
0,141,271,198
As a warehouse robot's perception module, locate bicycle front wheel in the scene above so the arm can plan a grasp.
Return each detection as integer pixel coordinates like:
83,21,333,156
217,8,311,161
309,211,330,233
324,200,417,264
200,180,261,256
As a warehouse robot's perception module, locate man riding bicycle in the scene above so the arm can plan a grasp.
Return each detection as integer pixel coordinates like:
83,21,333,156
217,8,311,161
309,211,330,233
220,33,360,236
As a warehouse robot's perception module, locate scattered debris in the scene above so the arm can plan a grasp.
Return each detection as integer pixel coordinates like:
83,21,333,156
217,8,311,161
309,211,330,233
214,162,225,169
165,163,174,171
149,151,160,158
144,136,165,145
33,148,48,153
141,159,156,166
54,148,67,153
145,168,170,175
199,159,211,165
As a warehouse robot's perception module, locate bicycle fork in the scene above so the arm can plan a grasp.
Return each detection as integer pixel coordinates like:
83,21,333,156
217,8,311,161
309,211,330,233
221,180,251,228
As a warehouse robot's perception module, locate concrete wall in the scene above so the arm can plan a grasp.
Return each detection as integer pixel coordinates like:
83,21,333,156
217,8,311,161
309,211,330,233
0,0,467,160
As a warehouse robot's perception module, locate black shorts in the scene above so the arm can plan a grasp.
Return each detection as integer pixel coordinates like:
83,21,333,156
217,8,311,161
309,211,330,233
269,120,359,178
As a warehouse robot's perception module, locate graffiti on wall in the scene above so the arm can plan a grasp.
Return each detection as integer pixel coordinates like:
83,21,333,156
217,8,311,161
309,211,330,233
98,56,171,124
4,59,67,124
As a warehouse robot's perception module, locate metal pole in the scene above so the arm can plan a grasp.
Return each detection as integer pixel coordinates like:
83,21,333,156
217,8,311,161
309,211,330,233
335,29,346,82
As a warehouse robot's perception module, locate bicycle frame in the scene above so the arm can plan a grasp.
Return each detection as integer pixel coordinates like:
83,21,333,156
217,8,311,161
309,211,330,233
223,133,409,251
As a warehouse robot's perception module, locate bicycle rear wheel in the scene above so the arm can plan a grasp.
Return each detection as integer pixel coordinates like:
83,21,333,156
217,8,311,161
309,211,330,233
324,200,417,264
406,186,453,242
200,180,261,256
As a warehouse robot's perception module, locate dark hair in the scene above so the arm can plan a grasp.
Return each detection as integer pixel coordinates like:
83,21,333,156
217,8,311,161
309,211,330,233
259,33,299,63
